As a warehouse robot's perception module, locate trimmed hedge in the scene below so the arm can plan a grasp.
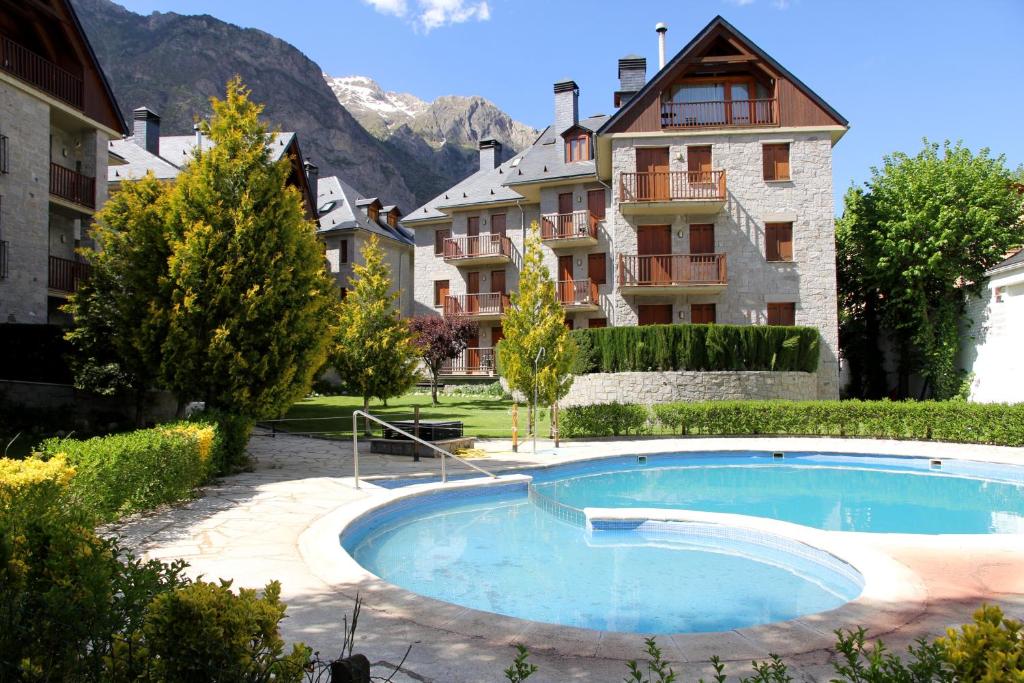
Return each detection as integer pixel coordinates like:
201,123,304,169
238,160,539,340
570,323,819,374
38,423,218,523
561,400,1024,447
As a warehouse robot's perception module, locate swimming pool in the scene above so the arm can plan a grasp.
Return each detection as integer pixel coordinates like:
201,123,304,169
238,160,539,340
340,451,1024,634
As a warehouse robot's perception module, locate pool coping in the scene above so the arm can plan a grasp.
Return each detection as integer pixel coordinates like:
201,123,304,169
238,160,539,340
297,437,1024,662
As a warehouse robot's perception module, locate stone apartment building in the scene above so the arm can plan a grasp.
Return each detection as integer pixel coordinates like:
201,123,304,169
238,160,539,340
0,0,127,325
403,16,847,397
317,175,414,315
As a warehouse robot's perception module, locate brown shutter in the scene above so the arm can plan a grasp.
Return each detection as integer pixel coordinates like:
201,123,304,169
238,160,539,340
691,303,716,324
767,302,796,326
588,318,607,328
779,224,793,261
766,222,793,262
491,214,506,236
491,270,506,294
435,229,449,255
467,217,480,237
638,304,673,325
434,280,449,307
777,145,790,180
763,144,775,180
588,253,607,285
587,189,606,220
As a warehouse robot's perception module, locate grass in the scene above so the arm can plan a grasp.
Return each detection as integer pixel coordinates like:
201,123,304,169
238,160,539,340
279,391,551,440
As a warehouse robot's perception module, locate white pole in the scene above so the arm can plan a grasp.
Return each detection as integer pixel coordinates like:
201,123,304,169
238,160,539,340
533,347,545,456
352,412,360,489
656,23,668,69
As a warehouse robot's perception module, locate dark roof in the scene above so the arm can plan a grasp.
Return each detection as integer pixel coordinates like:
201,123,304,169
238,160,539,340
64,0,129,135
989,247,1024,274
597,15,848,136
317,176,413,246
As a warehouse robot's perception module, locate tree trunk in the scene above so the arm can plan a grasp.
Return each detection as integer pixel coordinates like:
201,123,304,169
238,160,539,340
175,396,189,419
430,369,439,406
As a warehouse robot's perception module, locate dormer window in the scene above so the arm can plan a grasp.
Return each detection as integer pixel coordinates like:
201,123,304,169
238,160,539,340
367,204,379,222
564,131,592,163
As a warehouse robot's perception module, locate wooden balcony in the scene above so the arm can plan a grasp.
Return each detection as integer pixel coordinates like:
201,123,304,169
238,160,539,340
618,253,727,294
540,210,599,247
557,279,600,311
443,234,512,266
660,98,777,129
619,170,726,215
50,162,95,210
48,255,91,294
441,347,496,376
0,35,84,109
443,292,509,321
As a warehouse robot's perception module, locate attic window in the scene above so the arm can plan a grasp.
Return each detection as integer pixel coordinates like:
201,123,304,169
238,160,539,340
367,205,379,222
317,200,336,215
565,132,592,163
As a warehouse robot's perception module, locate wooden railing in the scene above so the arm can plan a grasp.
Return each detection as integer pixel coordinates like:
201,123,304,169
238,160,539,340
0,35,84,109
441,347,495,375
557,279,599,307
50,162,95,209
443,234,512,260
0,240,8,280
540,210,598,240
620,170,725,203
618,253,727,287
48,255,91,293
443,292,510,317
660,98,777,128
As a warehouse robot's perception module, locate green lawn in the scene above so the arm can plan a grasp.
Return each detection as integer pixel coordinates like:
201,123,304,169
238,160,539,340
279,392,551,439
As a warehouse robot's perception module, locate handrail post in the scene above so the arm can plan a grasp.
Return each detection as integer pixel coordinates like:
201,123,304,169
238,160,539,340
413,406,421,462
440,443,447,482
352,412,360,489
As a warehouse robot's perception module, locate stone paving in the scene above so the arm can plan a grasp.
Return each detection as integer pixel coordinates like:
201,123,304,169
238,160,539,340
106,430,1024,682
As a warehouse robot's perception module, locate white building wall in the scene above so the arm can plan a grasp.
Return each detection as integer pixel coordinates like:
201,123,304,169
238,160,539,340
960,267,1024,403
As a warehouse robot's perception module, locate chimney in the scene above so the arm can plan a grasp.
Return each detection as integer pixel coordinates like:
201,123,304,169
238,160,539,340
479,138,501,171
553,79,579,135
615,55,647,107
303,158,319,205
193,123,202,156
132,106,160,155
656,22,668,69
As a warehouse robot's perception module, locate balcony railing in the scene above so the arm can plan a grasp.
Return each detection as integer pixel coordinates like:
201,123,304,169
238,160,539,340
50,162,95,209
49,255,91,293
540,210,598,241
0,35,84,109
443,234,512,261
620,170,726,203
443,292,510,317
618,253,727,288
441,347,495,375
557,279,599,307
0,240,8,280
660,98,777,129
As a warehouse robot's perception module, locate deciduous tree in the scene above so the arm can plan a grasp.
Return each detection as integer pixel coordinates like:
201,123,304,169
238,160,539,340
410,315,478,405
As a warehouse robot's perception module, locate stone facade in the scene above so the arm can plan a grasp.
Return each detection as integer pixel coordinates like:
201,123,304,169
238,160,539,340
560,370,817,407
324,229,414,316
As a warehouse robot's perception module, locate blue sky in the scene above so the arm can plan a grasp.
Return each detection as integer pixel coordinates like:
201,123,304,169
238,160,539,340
116,0,1023,212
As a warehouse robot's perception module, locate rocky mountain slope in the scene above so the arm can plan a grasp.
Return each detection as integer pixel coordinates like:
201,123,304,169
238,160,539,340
72,0,535,210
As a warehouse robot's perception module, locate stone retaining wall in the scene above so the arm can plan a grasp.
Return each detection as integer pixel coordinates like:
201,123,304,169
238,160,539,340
557,371,817,407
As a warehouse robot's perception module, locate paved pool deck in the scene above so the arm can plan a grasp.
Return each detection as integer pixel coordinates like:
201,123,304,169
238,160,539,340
107,431,1024,682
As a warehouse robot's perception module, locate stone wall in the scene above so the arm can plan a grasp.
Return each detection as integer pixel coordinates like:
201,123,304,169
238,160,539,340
557,370,817,407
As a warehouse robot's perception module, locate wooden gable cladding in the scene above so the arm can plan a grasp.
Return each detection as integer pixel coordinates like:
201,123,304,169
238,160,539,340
0,0,127,135
600,16,846,135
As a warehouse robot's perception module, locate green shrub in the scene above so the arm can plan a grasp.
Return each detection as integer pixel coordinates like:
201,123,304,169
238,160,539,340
938,604,1024,680
560,402,651,437
37,422,217,523
565,400,1024,447
144,579,309,683
570,323,820,375
189,408,254,475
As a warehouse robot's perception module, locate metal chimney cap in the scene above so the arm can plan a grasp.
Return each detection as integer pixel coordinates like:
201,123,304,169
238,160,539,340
655,22,668,33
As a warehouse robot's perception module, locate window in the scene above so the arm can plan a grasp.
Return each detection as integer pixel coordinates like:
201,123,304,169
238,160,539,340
434,280,449,307
339,287,348,301
491,213,506,236
588,253,607,285
340,239,349,264
565,132,592,162
367,205,379,222
588,318,607,328
638,304,673,326
995,287,1004,303
435,228,450,256
467,216,480,237
765,222,793,262
564,317,575,330
763,143,790,181
767,302,796,326
691,303,716,324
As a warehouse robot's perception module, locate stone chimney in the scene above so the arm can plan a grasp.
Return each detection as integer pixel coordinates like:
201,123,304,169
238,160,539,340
615,56,647,107
479,139,501,171
132,106,160,155
303,158,319,204
553,79,579,135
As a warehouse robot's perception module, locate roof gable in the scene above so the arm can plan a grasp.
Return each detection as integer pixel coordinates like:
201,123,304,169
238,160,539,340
599,16,847,136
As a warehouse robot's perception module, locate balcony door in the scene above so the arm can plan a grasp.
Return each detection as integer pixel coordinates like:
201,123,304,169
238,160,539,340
635,147,669,201
467,216,480,256
467,331,480,372
558,192,573,235
467,271,480,314
638,224,671,285
687,146,712,186
689,224,714,253
689,224,716,282
490,270,505,315
491,324,504,348
558,254,573,303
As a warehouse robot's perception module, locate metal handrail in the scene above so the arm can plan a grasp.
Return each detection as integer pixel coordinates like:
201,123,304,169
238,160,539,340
351,409,497,489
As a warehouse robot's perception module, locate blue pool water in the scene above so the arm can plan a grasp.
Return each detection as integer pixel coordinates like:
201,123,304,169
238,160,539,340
343,453,1024,633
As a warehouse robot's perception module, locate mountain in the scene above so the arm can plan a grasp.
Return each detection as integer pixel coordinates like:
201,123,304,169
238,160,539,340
327,75,539,194
71,0,533,211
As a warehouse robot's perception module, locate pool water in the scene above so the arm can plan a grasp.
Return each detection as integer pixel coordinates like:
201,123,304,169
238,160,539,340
345,487,862,633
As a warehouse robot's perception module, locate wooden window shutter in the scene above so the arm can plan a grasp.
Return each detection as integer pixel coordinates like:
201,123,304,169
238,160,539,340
491,214,506,236
763,145,774,180
767,302,796,326
588,318,607,328
765,222,792,262
588,253,607,285
340,239,349,263
763,144,790,181
435,228,450,255
434,280,449,307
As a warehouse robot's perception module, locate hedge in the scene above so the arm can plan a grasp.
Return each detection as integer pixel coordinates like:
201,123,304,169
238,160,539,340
570,323,819,374
37,422,218,523
560,400,1024,447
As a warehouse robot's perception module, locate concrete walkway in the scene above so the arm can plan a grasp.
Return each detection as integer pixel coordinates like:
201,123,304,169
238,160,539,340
107,430,1024,682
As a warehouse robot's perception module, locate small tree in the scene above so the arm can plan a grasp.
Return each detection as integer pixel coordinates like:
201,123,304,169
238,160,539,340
64,173,173,423
498,222,577,434
410,315,478,405
161,78,336,418
331,235,419,426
